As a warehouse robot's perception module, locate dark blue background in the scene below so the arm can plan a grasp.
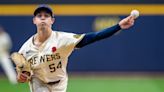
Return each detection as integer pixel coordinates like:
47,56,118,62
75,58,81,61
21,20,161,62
0,15,164,72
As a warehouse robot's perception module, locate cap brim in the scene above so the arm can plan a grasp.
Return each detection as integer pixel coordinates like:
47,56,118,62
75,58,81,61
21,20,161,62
34,6,53,17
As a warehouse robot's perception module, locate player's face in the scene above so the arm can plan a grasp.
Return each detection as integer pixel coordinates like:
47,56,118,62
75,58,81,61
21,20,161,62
33,11,55,29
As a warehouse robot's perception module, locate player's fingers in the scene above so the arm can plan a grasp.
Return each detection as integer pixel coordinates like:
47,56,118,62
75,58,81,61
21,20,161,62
17,77,26,83
130,20,134,26
127,16,134,22
20,73,28,79
22,71,31,76
17,73,28,83
127,16,135,24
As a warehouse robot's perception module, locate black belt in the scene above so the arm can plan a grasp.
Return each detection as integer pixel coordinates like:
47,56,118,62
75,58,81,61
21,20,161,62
47,80,60,85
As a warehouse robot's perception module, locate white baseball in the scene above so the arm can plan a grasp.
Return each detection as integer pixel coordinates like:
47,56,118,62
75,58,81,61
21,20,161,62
130,10,139,19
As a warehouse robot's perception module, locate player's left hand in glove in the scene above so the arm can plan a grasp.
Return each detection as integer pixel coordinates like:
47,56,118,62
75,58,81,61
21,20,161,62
11,52,32,83
16,71,31,83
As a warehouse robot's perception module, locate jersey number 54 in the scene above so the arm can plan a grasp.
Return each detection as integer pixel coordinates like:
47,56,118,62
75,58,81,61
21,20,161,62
49,61,62,73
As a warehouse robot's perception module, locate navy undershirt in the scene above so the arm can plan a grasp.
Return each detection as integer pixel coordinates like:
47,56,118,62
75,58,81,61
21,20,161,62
76,24,121,48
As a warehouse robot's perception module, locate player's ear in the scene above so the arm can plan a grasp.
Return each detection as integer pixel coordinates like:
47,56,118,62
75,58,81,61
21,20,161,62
51,17,55,24
33,17,36,24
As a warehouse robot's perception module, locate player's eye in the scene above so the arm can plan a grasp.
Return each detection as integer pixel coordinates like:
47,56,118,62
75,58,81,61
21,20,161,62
36,14,51,18
36,14,42,18
44,14,51,18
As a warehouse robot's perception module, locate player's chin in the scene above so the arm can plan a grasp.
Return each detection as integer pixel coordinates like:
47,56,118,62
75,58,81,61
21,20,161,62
39,24,48,29
38,23,47,27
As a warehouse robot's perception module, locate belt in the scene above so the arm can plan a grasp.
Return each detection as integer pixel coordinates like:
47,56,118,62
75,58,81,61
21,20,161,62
47,80,60,85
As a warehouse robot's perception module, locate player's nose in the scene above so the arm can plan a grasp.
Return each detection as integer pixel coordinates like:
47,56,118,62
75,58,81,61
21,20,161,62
40,16,46,20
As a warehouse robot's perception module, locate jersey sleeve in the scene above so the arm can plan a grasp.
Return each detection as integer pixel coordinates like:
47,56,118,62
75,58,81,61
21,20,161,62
18,36,32,56
65,33,85,48
18,42,27,56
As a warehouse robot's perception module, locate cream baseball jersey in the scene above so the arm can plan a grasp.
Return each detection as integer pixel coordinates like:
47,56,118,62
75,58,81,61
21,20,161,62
18,31,85,83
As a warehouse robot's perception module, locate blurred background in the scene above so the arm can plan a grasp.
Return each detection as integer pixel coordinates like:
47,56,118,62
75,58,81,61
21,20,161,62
0,0,164,92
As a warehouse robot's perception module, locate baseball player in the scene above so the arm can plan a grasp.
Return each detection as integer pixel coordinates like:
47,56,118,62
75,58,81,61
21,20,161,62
0,26,17,84
15,5,136,92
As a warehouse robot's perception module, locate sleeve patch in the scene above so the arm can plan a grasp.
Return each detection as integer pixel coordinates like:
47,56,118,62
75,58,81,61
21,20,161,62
73,34,82,39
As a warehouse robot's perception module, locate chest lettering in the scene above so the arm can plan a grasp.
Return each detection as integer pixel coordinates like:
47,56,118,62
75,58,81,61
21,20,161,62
28,53,61,65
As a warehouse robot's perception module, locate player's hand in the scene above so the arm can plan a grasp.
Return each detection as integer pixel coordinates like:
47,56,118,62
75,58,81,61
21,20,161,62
11,52,32,83
119,16,135,29
17,71,30,83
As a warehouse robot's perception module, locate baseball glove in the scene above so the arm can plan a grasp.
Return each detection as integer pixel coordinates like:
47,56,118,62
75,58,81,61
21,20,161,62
10,52,32,82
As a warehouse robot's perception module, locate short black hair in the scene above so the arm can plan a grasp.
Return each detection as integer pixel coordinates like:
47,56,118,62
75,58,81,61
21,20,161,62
34,4,53,17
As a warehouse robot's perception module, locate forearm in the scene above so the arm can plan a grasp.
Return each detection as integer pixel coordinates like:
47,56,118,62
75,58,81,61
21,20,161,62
76,24,121,48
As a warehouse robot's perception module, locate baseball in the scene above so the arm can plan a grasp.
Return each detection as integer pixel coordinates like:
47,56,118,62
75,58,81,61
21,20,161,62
130,10,139,19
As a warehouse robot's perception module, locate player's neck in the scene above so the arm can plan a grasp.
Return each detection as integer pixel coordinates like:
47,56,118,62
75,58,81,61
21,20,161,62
34,28,52,46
